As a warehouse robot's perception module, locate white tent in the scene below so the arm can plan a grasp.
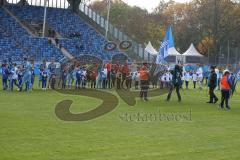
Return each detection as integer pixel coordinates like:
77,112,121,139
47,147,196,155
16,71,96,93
145,41,158,55
168,47,181,56
165,47,183,64
183,43,203,57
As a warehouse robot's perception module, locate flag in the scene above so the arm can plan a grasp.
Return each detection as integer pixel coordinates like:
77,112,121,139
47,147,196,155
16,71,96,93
231,70,240,97
237,69,240,80
156,26,175,64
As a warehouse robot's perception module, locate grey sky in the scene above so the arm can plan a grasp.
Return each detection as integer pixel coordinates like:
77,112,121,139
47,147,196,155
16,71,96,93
121,0,191,12
7,0,191,12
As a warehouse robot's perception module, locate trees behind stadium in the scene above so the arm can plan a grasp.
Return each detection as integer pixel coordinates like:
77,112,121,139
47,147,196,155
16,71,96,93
90,0,240,63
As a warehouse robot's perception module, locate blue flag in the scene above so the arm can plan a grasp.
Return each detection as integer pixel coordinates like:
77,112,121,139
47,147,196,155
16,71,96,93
156,26,175,64
237,69,240,80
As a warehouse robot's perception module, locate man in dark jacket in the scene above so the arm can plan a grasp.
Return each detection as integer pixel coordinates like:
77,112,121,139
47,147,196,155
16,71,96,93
167,64,183,102
207,66,218,103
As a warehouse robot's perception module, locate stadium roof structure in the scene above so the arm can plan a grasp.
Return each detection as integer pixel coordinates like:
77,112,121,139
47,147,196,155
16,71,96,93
183,43,203,57
1,0,82,12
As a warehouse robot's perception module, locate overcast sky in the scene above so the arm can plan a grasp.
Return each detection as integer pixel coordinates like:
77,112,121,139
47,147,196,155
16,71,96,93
8,0,191,12
121,0,191,12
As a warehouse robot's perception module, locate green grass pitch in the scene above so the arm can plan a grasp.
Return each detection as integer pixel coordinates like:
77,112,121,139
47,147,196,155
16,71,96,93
0,79,240,160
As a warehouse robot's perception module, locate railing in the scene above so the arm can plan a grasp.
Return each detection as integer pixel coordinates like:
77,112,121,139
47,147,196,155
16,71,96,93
79,3,154,62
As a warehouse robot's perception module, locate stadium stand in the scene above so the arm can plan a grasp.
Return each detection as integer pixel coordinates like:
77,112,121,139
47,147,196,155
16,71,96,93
6,5,124,61
0,7,64,62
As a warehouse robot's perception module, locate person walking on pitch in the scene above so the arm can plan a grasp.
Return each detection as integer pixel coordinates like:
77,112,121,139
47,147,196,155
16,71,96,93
139,65,149,101
167,64,183,102
207,66,218,104
220,70,232,110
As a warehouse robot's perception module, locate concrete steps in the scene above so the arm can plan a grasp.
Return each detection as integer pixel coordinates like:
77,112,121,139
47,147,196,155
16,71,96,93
4,6,74,61
3,6,35,37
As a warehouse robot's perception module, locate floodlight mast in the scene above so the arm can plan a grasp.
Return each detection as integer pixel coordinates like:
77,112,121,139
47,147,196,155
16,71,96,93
105,0,111,39
42,0,48,37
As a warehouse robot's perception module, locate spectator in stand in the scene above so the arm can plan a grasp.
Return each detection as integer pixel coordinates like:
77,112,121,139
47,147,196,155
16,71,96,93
55,38,59,47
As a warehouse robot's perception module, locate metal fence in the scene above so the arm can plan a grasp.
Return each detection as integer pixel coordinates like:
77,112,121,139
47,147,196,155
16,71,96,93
79,3,154,62
5,0,154,62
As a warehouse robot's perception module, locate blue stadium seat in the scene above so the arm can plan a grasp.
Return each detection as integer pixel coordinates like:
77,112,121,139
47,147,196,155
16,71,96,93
0,7,64,62
6,5,123,61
